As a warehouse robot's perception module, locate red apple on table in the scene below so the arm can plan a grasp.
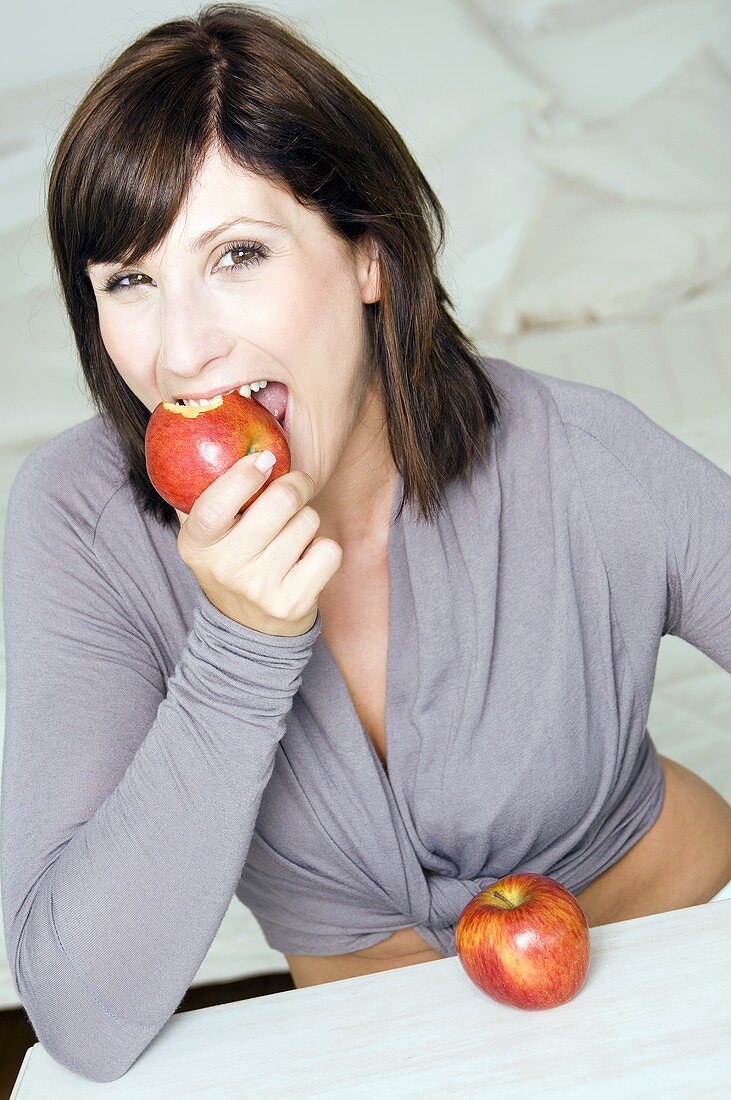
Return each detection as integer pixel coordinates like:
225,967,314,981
145,386,291,516
455,872,590,1010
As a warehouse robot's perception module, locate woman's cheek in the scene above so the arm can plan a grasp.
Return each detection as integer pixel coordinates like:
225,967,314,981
99,311,156,401
260,270,322,350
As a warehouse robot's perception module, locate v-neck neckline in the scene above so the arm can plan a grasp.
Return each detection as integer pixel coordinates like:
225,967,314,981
315,467,405,782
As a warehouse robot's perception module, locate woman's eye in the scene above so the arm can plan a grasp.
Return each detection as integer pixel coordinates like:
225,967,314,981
102,272,151,294
100,239,268,294
216,240,268,272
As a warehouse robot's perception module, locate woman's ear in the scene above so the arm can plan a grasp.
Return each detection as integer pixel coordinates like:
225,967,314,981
356,234,380,304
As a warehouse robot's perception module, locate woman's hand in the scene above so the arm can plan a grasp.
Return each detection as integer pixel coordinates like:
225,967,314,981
175,453,342,636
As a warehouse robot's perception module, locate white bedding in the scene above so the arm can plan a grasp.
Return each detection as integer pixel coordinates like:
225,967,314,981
469,0,731,119
481,182,731,336
1,0,730,1008
526,49,731,207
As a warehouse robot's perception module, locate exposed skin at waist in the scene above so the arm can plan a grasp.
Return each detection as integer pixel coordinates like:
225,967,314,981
285,754,731,989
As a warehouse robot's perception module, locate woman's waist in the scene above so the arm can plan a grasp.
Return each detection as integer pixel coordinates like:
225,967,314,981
574,754,731,927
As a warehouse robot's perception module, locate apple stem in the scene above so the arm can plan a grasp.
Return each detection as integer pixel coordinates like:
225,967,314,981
492,889,514,907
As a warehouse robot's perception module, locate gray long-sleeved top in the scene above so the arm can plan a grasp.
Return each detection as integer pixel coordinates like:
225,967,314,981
3,356,730,1081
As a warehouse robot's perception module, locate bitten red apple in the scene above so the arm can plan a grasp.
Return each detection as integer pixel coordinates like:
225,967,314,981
145,388,291,515
455,872,590,1010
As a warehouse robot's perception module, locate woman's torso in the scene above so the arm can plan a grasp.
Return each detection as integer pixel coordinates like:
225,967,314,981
284,574,731,990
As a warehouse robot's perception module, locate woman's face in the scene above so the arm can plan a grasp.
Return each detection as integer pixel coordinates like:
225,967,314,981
85,146,381,496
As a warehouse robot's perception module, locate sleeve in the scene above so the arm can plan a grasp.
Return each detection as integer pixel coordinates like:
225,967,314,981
0,450,321,1083
557,382,731,676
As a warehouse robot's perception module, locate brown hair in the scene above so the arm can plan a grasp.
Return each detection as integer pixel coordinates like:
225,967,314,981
46,2,504,528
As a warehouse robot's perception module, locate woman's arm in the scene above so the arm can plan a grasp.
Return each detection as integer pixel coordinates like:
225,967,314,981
1,451,320,1083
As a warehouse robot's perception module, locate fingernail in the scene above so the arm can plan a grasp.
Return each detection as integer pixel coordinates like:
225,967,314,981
255,450,277,473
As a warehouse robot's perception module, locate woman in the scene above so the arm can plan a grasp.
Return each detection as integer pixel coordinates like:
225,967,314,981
2,2,730,1083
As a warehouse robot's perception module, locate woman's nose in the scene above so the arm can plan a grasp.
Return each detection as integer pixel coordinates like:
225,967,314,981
156,288,230,375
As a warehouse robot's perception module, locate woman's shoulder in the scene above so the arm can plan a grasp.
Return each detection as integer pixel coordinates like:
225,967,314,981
478,354,674,483
479,352,635,437
7,414,128,539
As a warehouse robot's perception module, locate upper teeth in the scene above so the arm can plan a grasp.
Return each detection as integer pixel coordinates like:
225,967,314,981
179,381,268,406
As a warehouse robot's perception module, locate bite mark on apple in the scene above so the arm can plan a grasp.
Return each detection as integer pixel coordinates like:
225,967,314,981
162,396,224,418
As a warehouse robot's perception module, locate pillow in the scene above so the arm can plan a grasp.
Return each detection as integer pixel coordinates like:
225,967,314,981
465,0,731,120
525,49,731,207
290,0,553,161
478,180,731,335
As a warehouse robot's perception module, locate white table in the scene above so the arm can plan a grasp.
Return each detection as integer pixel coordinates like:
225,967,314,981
10,899,731,1098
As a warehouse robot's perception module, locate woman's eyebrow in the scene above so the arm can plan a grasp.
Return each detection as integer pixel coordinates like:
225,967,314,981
191,215,287,250
85,215,287,273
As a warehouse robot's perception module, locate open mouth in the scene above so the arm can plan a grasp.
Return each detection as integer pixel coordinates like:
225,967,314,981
174,381,288,427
